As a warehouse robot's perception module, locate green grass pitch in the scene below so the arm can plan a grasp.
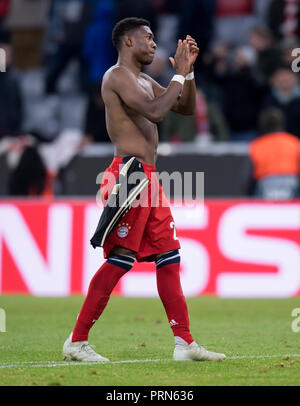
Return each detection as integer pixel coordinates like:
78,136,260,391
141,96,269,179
0,296,300,386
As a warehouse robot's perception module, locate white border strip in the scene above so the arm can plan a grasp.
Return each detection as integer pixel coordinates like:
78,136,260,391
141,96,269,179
0,354,299,369
81,142,249,158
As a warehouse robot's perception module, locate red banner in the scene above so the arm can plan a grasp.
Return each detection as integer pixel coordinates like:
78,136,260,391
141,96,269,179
0,199,300,297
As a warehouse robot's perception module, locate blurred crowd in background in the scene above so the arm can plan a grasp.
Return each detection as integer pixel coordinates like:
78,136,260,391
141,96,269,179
0,0,300,198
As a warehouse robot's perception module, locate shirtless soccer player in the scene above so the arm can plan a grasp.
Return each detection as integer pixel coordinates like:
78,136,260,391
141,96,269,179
63,17,226,363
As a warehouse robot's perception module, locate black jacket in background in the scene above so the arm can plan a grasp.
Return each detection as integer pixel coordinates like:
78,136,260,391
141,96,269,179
0,70,23,137
213,66,266,134
262,92,300,139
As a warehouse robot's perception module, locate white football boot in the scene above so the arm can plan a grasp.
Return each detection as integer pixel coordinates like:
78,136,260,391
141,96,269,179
62,333,109,362
174,341,226,362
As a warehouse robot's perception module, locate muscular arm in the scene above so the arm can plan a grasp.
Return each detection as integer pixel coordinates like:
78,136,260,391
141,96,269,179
147,72,196,116
167,35,199,115
146,36,199,115
107,66,185,123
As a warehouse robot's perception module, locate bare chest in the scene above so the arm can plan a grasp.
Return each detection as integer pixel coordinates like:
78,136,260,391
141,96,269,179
136,76,155,99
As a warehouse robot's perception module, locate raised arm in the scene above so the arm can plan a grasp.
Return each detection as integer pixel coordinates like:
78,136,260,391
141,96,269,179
149,36,199,115
108,41,191,123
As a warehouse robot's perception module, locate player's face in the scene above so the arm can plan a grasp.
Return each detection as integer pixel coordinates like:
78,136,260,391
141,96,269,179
133,26,157,65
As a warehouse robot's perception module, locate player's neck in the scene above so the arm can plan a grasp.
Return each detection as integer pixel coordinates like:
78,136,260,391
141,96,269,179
117,54,141,77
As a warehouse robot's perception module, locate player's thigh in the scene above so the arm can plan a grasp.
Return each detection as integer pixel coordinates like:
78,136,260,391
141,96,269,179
111,246,137,258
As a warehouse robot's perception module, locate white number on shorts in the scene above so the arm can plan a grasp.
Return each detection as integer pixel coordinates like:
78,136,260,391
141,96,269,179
170,221,178,240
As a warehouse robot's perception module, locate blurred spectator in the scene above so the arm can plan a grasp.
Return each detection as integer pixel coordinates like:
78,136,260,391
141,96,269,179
0,40,23,138
159,87,229,143
2,0,300,200
213,0,266,46
8,140,47,196
159,111,196,143
206,101,230,142
84,82,110,143
194,89,211,142
248,26,282,81
39,128,87,195
194,87,230,143
247,108,300,199
5,0,50,71
153,0,181,58
83,0,116,85
208,42,266,141
45,0,95,94
280,38,300,68
267,0,300,41
0,134,47,196
0,127,87,196
262,67,300,138
82,0,115,143
178,0,216,76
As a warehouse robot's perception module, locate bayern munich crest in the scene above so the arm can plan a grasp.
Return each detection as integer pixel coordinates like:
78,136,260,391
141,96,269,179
117,223,131,238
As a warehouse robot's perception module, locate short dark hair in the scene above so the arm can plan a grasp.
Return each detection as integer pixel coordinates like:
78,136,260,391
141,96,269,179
112,17,150,50
258,108,285,134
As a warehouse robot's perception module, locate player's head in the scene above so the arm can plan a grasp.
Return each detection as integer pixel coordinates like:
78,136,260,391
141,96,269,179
112,17,157,64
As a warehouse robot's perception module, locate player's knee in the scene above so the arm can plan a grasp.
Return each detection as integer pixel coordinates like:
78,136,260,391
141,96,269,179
107,253,135,272
155,249,180,269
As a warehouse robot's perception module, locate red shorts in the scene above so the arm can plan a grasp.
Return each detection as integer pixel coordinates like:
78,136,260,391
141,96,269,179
101,157,181,262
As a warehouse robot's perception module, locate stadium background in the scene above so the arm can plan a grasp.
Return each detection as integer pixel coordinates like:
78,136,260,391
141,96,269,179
0,0,300,298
